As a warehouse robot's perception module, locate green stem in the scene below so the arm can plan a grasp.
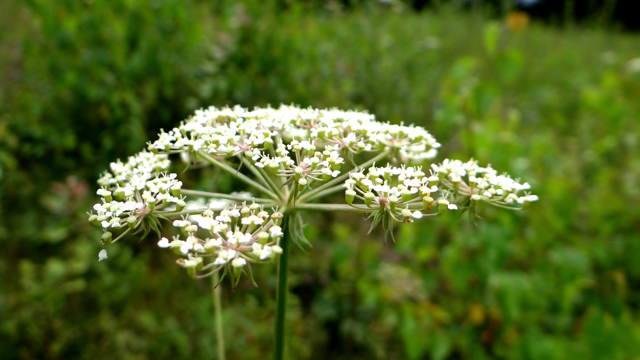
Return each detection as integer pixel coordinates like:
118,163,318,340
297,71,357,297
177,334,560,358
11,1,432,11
181,189,273,203
274,216,292,360
241,157,284,201
297,184,345,203
157,203,279,217
198,151,280,201
212,272,226,360
293,203,377,213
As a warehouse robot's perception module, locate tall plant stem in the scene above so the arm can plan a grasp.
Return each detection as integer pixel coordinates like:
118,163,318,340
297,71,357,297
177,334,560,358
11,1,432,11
212,272,226,360
274,216,292,360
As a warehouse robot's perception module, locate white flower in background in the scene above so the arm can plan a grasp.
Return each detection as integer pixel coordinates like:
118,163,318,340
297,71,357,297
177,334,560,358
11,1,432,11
98,249,108,261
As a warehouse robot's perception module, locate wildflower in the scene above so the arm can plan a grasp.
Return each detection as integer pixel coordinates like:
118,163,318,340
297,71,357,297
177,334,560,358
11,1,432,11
89,105,536,284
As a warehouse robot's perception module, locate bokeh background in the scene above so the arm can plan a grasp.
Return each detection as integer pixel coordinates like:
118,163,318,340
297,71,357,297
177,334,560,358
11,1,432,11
2,0,640,359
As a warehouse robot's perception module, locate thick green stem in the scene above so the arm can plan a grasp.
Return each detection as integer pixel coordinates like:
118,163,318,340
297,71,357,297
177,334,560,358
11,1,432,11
274,216,292,360
212,272,226,360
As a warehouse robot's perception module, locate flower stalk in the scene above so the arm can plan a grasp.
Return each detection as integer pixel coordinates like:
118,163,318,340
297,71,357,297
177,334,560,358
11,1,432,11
274,216,292,360
212,271,226,360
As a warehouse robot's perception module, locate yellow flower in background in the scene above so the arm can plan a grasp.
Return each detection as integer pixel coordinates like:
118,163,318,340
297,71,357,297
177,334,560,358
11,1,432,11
507,11,530,32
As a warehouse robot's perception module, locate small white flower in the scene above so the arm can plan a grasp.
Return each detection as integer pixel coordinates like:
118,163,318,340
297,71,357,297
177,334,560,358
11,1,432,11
98,249,108,261
231,257,246,268
158,237,171,248
269,226,283,237
260,245,273,260
180,241,193,255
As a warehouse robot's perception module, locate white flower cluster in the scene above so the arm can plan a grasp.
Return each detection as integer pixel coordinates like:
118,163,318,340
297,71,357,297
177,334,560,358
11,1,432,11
149,104,440,165
89,151,184,245
158,204,284,280
344,159,538,223
343,164,447,223
90,104,537,284
432,159,539,209
97,151,171,188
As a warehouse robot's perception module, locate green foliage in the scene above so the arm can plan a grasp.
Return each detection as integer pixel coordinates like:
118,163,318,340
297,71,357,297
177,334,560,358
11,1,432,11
2,1,640,359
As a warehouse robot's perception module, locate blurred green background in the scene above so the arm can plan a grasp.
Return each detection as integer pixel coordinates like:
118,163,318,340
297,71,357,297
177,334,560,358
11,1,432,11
2,0,640,359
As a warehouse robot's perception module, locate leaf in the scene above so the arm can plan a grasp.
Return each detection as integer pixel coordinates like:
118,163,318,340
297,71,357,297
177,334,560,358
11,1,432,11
289,212,312,252
244,263,258,287
367,211,384,236
148,217,162,238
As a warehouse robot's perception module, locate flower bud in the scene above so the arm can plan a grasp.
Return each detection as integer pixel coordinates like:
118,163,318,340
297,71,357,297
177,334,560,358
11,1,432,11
422,196,434,210
437,199,450,213
294,167,303,180
383,168,392,182
365,192,375,207
258,231,270,245
101,231,113,245
310,157,320,170
204,242,216,254
88,214,99,226
401,189,412,202
113,187,125,201
253,246,263,257
269,162,279,175
171,240,183,255
127,215,137,229
231,258,246,268
170,185,181,197
271,212,283,226
250,203,261,211
271,245,283,255
298,177,308,191
389,195,398,210
102,190,113,202
147,198,156,211
345,190,356,205
264,137,273,149
183,261,196,279
176,199,186,212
